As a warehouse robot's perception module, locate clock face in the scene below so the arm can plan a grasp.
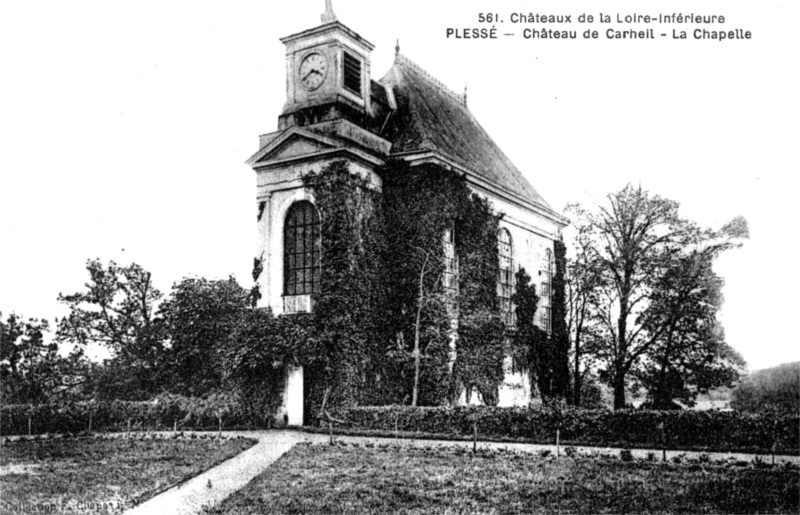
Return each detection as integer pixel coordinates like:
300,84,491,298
298,53,328,91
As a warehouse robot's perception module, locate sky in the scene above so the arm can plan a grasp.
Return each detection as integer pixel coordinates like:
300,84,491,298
1,0,797,371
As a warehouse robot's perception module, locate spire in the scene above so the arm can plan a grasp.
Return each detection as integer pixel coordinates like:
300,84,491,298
463,83,468,107
321,0,337,23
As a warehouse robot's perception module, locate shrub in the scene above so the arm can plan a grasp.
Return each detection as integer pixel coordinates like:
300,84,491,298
336,405,799,454
0,393,269,436
620,449,633,462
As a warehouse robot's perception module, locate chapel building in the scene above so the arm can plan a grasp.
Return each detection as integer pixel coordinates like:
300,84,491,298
246,3,568,425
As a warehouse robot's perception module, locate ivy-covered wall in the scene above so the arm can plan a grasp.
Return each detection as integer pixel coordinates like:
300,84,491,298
302,161,387,420
241,159,565,422
380,160,506,406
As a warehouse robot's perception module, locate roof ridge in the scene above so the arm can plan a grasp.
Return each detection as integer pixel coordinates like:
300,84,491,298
395,53,467,107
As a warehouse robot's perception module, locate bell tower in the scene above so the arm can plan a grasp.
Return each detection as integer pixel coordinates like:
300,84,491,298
245,1,394,427
278,1,374,130
247,0,391,320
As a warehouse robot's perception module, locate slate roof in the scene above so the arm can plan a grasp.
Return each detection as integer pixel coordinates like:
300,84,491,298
380,54,550,209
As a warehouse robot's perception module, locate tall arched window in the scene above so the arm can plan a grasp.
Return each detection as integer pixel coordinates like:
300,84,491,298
284,201,321,296
540,247,553,332
497,229,514,325
443,224,457,294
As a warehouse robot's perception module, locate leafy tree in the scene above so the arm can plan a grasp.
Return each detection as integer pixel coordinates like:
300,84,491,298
567,185,747,409
1,313,87,404
731,362,800,414
570,371,608,409
564,202,605,406
637,253,745,408
56,259,166,399
158,276,250,396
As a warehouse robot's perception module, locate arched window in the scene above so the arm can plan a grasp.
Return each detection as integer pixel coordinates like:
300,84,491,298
284,201,321,296
443,224,458,294
497,229,514,325
540,247,553,332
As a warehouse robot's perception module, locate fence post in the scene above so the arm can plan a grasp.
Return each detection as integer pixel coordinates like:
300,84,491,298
473,420,478,454
771,420,778,466
556,429,560,457
329,420,334,445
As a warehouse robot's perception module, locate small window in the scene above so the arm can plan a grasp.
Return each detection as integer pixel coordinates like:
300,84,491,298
343,51,362,96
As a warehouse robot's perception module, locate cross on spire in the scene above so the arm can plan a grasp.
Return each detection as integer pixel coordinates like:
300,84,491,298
321,0,337,23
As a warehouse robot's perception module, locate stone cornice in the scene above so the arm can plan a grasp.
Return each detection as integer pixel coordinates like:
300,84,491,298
391,150,569,228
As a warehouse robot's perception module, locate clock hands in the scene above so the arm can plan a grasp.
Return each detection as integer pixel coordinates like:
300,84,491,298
302,68,321,83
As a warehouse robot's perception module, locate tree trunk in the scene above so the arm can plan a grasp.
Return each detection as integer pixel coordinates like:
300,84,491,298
615,284,630,410
613,367,627,410
412,335,420,406
573,316,583,406
412,297,423,406
655,324,676,409
411,253,429,407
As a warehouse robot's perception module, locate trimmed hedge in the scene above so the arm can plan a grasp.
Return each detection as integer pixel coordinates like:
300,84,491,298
336,406,800,454
0,394,275,436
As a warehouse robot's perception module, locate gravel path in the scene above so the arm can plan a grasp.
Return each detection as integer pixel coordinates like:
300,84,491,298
121,431,309,515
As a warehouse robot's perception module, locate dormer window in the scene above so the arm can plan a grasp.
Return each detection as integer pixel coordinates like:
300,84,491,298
343,51,362,97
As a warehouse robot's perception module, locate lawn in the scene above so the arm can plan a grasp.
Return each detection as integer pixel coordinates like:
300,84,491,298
0,434,255,514
208,442,799,514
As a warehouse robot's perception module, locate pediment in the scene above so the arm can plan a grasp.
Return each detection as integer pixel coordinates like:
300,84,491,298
267,138,329,162
246,127,341,166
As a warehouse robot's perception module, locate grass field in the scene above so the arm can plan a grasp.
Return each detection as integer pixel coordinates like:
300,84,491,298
0,435,255,514
208,442,799,514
